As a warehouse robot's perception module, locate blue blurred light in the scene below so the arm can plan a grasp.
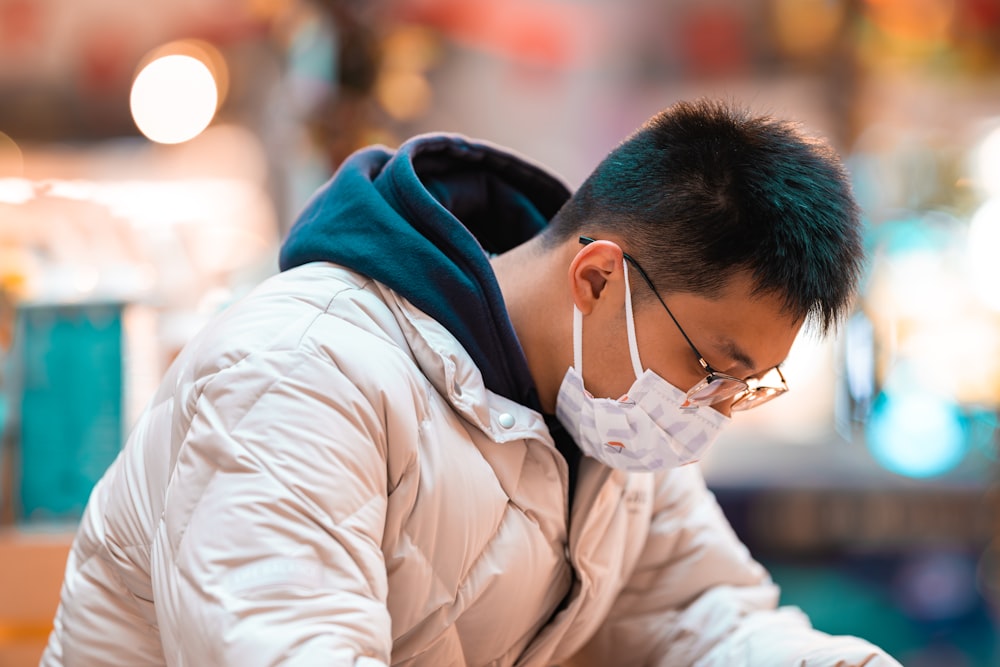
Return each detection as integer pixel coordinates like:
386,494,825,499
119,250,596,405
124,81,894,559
866,389,968,478
873,214,958,257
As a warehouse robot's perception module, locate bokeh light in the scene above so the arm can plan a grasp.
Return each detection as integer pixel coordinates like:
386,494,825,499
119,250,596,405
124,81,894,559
374,26,440,122
967,198,1000,311
866,385,968,478
769,0,846,61
0,178,33,204
863,0,956,43
972,123,1000,198
130,54,218,144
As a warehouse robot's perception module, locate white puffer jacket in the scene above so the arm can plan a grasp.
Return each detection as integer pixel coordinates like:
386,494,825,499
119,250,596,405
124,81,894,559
42,262,898,666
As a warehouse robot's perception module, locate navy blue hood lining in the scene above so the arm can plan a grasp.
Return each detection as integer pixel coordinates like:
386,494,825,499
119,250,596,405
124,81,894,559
279,134,571,410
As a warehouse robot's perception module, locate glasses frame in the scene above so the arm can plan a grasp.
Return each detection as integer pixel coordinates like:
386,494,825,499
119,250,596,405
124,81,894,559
578,236,788,411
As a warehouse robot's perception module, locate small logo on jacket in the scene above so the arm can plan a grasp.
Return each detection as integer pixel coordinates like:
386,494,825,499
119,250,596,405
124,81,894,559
624,488,649,514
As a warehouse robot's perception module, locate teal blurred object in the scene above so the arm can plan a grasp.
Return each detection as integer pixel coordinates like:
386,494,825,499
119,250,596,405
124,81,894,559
10,301,124,522
767,555,999,667
0,387,7,516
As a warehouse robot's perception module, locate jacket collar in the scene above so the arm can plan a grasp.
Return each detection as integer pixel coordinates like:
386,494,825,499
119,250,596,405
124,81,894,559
375,281,549,443
279,134,570,411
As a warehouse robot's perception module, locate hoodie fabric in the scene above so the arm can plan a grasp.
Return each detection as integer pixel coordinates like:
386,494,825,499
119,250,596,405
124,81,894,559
279,133,569,410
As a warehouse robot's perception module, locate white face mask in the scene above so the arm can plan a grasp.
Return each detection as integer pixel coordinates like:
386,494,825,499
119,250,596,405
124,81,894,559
554,258,730,472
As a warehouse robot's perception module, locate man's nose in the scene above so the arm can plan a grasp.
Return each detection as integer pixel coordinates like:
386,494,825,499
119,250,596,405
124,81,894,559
710,398,734,418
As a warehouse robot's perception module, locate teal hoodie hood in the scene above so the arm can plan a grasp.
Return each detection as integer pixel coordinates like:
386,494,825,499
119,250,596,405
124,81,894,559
279,133,572,410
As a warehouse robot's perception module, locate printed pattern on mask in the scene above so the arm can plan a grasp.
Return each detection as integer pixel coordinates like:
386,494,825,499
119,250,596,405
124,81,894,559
555,368,729,472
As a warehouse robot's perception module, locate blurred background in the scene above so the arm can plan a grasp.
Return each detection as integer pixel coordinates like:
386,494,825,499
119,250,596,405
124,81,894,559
1,0,999,665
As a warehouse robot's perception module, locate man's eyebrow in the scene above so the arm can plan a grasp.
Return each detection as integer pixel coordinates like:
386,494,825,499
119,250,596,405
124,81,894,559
714,338,756,373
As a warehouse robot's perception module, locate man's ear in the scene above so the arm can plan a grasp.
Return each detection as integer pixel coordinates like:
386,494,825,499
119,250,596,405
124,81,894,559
567,239,624,315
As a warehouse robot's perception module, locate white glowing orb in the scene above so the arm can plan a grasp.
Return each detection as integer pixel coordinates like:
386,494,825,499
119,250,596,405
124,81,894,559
967,198,1000,311
130,55,218,144
973,125,1000,198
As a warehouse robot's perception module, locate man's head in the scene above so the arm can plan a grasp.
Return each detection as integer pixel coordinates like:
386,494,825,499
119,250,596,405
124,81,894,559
497,99,865,417
541,98,864,336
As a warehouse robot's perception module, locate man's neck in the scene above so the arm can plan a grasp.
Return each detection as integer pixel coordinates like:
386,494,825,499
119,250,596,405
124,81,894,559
490,237,573,414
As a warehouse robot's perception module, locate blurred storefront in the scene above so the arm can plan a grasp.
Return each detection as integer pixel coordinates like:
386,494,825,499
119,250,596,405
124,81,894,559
1,0,1000,665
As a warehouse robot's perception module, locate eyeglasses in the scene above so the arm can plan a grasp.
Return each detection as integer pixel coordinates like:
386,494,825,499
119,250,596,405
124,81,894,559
579,237,788,411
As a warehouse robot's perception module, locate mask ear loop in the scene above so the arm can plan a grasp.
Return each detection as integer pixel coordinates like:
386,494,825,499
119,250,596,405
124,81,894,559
573,256,645,380
572,305,584,374
622,258,645,380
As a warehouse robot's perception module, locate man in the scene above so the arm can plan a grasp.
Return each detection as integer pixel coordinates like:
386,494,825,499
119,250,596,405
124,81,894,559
43,99,901,666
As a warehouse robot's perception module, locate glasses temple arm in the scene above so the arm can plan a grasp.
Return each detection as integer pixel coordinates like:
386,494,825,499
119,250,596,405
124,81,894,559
579,236,711,369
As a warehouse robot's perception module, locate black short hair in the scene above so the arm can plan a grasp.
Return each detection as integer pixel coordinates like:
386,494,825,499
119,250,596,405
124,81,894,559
542,98,864,335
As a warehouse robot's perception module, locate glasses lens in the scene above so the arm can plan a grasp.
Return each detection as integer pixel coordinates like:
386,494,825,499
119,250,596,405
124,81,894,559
730,385,785,411
685,375,748,407
730,367,788,411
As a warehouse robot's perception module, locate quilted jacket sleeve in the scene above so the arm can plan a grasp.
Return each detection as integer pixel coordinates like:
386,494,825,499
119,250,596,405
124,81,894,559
150,344,403,667
564,465,902,667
